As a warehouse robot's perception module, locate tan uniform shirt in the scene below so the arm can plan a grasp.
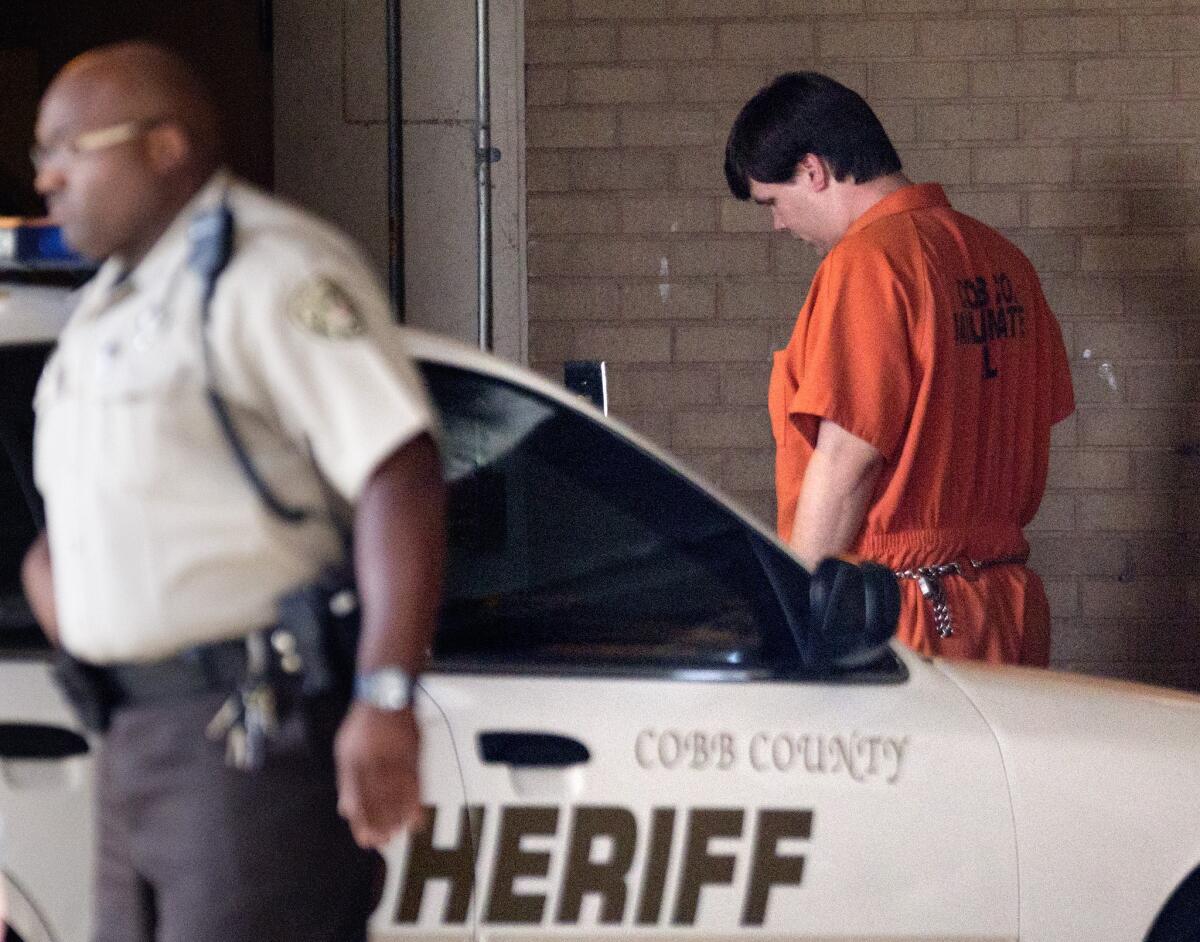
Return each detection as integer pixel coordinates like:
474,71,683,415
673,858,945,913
34,173,434,664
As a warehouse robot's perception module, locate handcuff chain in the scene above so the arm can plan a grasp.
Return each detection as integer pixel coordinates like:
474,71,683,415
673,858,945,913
894,562,960,639
893,554,1028,642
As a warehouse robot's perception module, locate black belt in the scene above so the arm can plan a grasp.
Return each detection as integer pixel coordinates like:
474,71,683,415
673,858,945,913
58,598,354,741
101,637,252,706
55,635,260,734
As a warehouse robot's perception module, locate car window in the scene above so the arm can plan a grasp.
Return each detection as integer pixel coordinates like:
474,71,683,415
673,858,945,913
421,363,801,675
0,342,53,654
0,347,901,679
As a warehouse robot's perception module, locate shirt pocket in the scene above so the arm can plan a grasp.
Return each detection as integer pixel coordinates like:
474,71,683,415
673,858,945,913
77,348,204,493
33,357,70,496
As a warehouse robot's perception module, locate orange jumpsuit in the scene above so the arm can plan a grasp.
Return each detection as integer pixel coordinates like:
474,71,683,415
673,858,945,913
769,184,1074,665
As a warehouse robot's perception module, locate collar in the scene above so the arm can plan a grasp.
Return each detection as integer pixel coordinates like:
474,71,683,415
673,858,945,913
117,168,232,296
842,182,951,241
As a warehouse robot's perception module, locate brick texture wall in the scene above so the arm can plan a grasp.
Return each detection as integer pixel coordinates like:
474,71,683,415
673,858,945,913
524,0,1200,689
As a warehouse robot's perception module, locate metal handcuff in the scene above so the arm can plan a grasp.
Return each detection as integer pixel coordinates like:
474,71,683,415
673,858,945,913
894,562,965,638
893,555,1027,639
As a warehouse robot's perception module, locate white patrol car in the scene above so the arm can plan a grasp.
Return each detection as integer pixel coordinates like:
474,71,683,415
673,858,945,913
1,285,1200,942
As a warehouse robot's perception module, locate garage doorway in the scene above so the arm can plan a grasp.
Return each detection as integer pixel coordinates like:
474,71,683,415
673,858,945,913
0,0,273,218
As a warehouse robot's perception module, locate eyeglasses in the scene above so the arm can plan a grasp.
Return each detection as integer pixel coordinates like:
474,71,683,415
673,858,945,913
30,119,162,172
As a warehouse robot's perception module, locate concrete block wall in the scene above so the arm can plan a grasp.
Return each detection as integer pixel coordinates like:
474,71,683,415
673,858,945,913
274,0,391,277
274,0,525,358
524,0,1200,688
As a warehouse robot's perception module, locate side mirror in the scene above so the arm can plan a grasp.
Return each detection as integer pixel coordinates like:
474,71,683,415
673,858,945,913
750,536,900,671
805,557,899,669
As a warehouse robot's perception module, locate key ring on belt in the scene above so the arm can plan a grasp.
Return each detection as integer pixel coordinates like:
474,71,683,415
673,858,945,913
893,554,1028,640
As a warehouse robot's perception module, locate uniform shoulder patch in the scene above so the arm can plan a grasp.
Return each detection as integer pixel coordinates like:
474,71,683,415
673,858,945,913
287,277,366,339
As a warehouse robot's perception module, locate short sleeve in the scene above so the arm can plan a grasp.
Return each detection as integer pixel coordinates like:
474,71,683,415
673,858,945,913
215,253,435,502
787,245,915,460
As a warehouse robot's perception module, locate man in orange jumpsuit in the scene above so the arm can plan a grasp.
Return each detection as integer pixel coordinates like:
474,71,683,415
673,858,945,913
725,73,1074,665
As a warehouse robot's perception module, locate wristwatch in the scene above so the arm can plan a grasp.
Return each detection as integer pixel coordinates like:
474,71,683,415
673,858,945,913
354,668,416,711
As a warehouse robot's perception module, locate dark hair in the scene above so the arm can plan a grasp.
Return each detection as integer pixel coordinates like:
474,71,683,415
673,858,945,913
724,72,902,199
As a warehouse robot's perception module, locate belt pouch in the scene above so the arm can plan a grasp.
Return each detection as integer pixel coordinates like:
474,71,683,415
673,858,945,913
274,565,360,697
51,651,114,733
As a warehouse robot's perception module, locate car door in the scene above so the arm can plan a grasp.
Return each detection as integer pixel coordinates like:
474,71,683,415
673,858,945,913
378,361,1019,942
0,656,92,942
369,688,470,942
0,337,467,942
0,339,93,942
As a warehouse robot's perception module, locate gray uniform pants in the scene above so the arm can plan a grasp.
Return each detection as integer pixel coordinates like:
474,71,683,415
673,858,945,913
92,690,382,942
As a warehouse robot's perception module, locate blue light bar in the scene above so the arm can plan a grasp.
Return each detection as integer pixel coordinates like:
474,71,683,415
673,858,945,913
0,218,93,271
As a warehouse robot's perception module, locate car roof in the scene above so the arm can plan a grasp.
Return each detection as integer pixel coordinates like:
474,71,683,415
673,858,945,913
0,283,75,345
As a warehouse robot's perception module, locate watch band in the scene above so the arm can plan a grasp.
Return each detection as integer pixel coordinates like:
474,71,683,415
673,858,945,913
354,668,416,711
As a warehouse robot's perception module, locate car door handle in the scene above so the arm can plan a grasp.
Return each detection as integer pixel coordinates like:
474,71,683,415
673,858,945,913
0,722,89,760
478,731,590,767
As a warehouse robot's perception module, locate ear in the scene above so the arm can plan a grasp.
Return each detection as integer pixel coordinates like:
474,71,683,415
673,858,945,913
145,123,190,173
796,154,832,193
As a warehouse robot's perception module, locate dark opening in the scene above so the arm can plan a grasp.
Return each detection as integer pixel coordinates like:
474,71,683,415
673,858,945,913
1,0,274,217
0,343,53,652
